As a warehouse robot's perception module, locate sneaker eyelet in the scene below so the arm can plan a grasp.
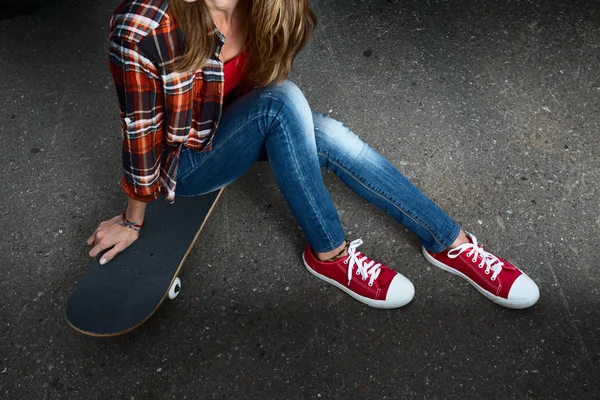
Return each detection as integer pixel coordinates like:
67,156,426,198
344,260,348,264
491,277,496,281
368,282,373,287
362,277,367,281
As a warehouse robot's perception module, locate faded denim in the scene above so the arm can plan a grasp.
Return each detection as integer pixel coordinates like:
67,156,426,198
176,81,460,253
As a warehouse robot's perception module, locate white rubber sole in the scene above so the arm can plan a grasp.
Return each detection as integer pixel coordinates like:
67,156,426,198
421,246,539,309
302,254,414,309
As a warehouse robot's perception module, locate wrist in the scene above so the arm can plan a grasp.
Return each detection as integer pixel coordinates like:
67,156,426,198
120,212,144,232
124,210,145,225
125,198,147,225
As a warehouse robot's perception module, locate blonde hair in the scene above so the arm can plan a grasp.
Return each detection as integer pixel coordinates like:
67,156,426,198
169,0,317,87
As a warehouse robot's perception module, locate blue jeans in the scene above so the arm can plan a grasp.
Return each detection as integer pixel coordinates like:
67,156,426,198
176,81,460,253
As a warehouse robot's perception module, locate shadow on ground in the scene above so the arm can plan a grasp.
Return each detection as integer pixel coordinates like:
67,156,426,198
1,0,598,399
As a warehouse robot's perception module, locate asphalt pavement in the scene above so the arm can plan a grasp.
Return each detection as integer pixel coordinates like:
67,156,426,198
1,0,599,399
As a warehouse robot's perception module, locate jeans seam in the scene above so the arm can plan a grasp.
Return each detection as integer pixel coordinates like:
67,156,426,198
272,112,339,252
318,150,452,249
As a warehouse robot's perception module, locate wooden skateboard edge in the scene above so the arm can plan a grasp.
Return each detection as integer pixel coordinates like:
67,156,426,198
66,188,226,338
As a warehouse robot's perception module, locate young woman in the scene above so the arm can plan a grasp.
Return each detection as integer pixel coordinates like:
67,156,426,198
88,0,539,309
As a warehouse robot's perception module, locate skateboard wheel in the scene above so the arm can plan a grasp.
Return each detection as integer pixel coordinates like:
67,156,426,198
168,277,181,299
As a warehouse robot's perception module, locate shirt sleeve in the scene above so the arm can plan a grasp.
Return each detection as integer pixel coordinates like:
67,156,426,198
108,37,164,202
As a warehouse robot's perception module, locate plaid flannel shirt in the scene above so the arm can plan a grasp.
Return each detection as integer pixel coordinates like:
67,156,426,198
108,0,228,203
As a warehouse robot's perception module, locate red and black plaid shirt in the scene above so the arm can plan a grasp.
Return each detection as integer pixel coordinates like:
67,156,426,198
108,0,231,202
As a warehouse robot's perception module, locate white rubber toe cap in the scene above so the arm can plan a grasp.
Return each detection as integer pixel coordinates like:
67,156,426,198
385,274,415,308
506,274,540,309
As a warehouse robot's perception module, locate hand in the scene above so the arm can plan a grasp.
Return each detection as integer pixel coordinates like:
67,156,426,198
87,215,140,265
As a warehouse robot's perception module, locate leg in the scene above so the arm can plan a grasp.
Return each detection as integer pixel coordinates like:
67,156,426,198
311,112,539,308
178,82,415,309
312,111,460,253
176,81,345,253
248,84,414,307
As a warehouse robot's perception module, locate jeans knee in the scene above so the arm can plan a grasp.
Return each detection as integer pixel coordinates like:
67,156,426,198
313,112,367,161
260,80,311,118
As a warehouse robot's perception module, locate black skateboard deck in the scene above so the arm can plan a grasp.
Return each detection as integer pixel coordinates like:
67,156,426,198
65,189,224,337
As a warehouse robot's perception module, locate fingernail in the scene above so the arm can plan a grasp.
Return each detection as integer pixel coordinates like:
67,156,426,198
100,258,107,265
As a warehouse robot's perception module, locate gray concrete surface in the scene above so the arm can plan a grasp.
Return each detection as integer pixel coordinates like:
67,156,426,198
1,0,599,399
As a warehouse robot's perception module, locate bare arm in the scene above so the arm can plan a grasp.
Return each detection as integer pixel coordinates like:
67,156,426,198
125,197,147,225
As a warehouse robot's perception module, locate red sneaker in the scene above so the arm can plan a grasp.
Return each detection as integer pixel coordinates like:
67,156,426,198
422,232,539,309
303,239,414,309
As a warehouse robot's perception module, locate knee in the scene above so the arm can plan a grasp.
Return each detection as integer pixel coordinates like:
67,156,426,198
260,80,311,117
313,112,367,160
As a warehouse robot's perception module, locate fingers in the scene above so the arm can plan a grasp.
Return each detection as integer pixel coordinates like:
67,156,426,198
99,233,137,265
87,215,125,247
88,227,139,265
87,232,97,246
88,235,113,259
98,243,122,265
87,225,104,247
86,215,139,264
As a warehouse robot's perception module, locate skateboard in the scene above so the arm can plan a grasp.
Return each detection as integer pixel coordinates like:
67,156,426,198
65,188,224,337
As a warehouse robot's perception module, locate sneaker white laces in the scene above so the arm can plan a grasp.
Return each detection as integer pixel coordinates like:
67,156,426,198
344,239,382,287
446,233,504,281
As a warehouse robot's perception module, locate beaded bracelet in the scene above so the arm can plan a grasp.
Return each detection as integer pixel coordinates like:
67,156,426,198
119,212,144,232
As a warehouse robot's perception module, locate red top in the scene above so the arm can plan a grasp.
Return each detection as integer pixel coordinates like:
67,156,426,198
109,1,242,203
223,50,247,96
